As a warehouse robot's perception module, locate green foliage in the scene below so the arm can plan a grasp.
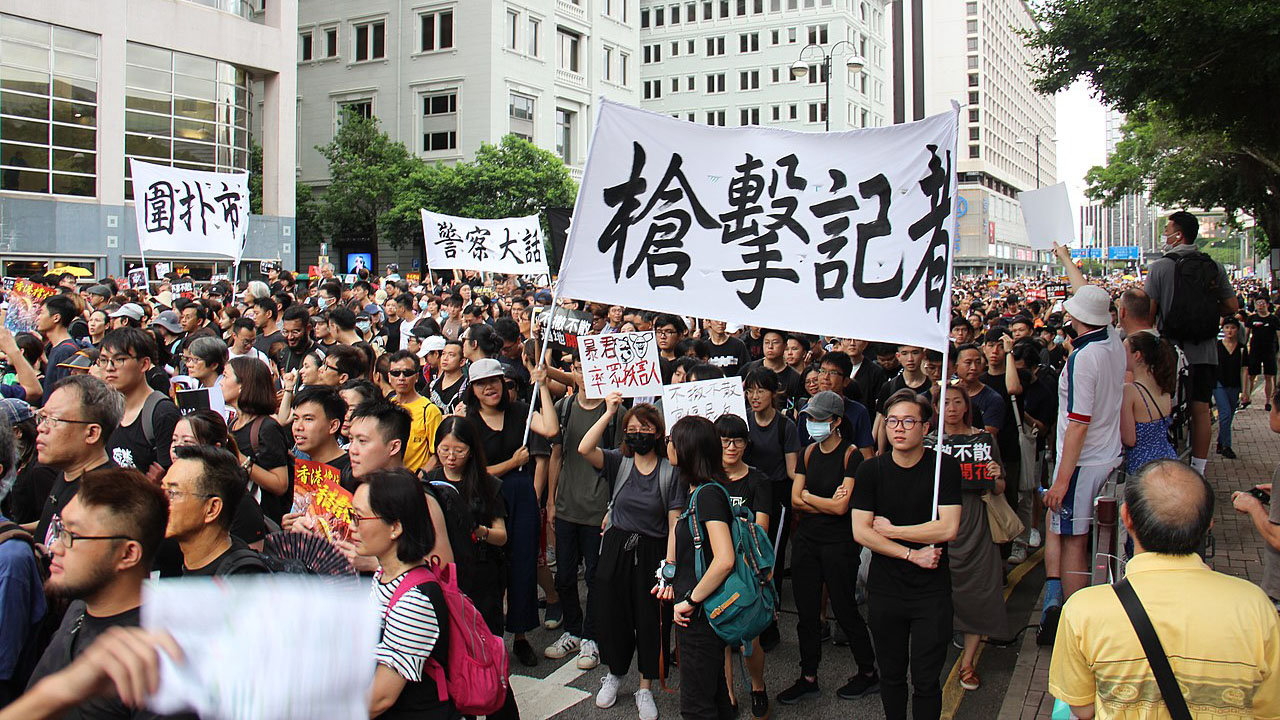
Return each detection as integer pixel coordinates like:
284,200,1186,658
249,143,264,216
312,108,418,249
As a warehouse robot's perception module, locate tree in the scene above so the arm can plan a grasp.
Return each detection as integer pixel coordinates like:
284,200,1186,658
313,109,419,249
1028,0,1280,250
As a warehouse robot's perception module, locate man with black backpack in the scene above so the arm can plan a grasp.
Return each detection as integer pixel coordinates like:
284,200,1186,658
1145,211,1238,475
100,329,180,482
163,445,268,576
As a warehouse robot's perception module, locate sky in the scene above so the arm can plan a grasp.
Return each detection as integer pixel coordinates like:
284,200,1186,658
1053,79,1109,210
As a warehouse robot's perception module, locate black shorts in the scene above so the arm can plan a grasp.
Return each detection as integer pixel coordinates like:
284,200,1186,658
1189,363,1216,404
1248,351,1277,377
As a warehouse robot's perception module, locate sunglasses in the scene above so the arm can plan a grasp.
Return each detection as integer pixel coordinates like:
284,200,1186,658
388,369,417,378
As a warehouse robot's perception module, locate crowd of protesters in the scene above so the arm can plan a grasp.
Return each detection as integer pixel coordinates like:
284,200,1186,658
3,210,1280,719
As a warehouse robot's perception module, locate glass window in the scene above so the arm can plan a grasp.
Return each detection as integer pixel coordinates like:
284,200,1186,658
557,29,580,73
420,11,454,52
556,108,574,163
354,20,385,62
421,91,457,153
299,31,313,61
1,13,98,197
506,10,519,50
324,27,338,57
509,93,534,120
527,18,539,56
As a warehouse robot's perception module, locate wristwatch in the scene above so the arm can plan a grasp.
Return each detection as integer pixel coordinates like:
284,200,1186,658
682,590,702,609
241,455,253,473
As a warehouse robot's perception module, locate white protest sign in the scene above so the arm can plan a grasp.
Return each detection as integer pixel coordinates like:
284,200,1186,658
579,330,663,399
143,577,378,720
661,377,748,430
130,159,250,263
1018,182,1075,251
558,100,958,352
421,209,549,275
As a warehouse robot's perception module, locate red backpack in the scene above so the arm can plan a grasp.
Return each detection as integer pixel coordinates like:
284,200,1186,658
386,564,509,715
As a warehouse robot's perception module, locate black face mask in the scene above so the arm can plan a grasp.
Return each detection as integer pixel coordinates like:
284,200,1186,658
625,432,658,456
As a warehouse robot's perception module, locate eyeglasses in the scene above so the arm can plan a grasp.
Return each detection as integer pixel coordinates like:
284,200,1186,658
817,368,845,377
351,511,382,523
51,517,134,549
162,486,216,502
35,412,96,431
885,417,921,430
388,369,417,378
437,446,469,457
181,354,203,364
656,329,679,336
95,354,137,369
720,438,747,449
322,362,341,373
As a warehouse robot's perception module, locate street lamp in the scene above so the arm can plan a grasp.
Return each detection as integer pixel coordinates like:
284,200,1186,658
791,41,864,131
1015,126,1056,189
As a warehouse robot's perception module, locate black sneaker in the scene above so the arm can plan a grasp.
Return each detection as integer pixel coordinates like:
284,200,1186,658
1222,446,1238,459
819,621,832,644
1036,605,1061,647
837,672,879,699
759,622,781,653
750,689,770,719
513,638,539,667
776,678,820,705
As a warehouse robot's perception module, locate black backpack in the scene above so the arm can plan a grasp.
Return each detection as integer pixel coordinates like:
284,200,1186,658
1160,251,1223,342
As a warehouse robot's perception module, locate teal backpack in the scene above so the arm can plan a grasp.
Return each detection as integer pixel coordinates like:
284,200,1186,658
682,482,779,655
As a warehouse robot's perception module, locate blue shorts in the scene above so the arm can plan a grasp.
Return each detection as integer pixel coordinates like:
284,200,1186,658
1049,461,1119,536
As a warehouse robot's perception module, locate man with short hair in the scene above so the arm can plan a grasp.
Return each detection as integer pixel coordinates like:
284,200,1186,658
429,340,466,411
278,304,313,376
804,352,875,457
346,398,411,480
249,297,285,360
291,387,351,480
163,445,263,576
845,338,886,408
100,329,180,477
704,319,752,377
386,351,443,473
873,345,934,452
326,307,361,346
318,344,367,388
38,294,81,399
31,377,123,545
1052,460,1280,718
740,329,806,403
26,468,198,719
228,318,271,368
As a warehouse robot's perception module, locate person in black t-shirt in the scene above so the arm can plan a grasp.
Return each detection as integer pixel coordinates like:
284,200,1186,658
738,329,806,404
1245,297,1280,410
778,390,878,707
101,329,181,482
852,389,962,720
873,345,934,453
704,320,752,377
668,416,737,720
26,467,198,720
163,445,266,576
224,357,293,524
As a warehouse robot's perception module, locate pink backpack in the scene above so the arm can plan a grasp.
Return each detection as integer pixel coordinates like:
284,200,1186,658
387,564,509,715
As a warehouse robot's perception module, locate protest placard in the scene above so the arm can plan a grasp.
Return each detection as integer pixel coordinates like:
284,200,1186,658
175,386,228,420
130,158,249,264
1047,282,1069,301
558,99,958,353
154,262,172,278
171,280,195,298
292,459,355,543
661,377,748,430
260,260,279,274
421,209,549,275
0,277,15,293
3,279,56,333
937,432,998,491
128,267,148,291
532,306,593,354
1018,182,1075,251
579,331,663,399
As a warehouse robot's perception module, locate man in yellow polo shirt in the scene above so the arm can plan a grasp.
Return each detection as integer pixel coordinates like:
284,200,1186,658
386,350,443,473
1050,459,1280,718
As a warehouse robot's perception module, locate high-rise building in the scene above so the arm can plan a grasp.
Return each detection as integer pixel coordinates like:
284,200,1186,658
635,0,891,131
0,0,297,278
894,0,1057,276
1083,109,1159,259
294,0,640,270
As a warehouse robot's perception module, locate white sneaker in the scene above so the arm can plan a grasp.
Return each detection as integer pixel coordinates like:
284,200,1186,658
596,673,622,709
544,631,580,660
577,639,600,670
1008,544,1028,565
1029,528,1043,548
635,688,659,720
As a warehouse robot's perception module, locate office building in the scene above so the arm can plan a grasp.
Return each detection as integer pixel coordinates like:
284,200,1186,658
295,0,640,271
0,0,297,279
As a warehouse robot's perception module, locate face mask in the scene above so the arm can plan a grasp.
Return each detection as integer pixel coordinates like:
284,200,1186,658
805,419,833,442
419,298,430,311
356,320,371,334
440,311,450,321
625,432,658,456
316,296,330,310
1053,336,1065,345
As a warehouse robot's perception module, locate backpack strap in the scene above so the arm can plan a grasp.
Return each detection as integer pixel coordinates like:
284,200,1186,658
657,460,675,512
248,416,266,457
1113,578,1193,720
0,521,34,548
841,444,857,477
215,546,272,576
140,390,166,446
388,566,449,703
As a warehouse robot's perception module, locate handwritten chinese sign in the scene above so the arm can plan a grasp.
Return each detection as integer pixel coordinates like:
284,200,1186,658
938,431,997,491
579,330,663,399
292,459,354,543
4,280,56,333
558,100,959,352
130,159,249,264
532,306,594,353
421,209,549,275
661,377,748,431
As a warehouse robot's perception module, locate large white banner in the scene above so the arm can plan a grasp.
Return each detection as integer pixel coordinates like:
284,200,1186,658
579,330,663,399
558,100,959,351
422,209,550,275
130,159,249,262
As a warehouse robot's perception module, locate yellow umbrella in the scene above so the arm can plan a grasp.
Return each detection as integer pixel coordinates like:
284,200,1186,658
54,265,93,278
1122,274,1137,281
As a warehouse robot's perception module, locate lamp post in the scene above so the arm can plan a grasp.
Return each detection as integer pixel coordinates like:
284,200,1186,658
790,42,864,132
1017,126,1056,270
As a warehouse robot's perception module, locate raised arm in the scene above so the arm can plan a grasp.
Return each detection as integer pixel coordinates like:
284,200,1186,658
577,392,622,470
1053,242,1089,292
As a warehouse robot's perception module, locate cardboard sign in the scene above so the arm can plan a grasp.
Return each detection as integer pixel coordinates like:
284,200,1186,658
154,262,172,278
532,306,593,353
175,386,228,420
3,280,56,333
1047,283,1069,302
292,459,354,543
579,331,663,399
938,431,997,491
128,268,148,291
661,377,748,430
170,280,195,298
260,260,280,274
1,277,15,293
405,272,421,283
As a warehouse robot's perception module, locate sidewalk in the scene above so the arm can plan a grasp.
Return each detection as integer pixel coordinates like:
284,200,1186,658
997,397,1277,720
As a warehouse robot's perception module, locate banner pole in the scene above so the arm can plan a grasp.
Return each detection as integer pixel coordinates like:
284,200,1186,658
521,287,561,447
932,339,951,520
138,243,150,296
933,100,962,521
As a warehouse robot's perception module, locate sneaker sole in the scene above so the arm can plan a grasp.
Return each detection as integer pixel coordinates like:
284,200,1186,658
595,697,617,709
544,619,564,630
960,681,980,691
777,690,820,705
577,657,600,670
544,647,578,660
837,683,879,700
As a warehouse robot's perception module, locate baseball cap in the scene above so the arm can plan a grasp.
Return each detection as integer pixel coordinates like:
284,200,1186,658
0,398,34,426
86,285,112,299
57,349,96,371
801,390,845,422
109,303,144,322
467,357,506,383
150,310,183,334
417,336,446,358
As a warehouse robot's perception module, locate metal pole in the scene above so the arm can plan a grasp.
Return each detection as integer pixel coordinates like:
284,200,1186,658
1035,133,1041,188
824,54,831,132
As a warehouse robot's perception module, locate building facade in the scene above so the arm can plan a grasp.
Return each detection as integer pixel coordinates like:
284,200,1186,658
894,0,1057,276
635,0,891,132
1077,109,1158,262
295,0,640,271
0,0,297,279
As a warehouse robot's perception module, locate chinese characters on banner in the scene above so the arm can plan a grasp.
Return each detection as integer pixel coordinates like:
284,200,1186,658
127,268,148,291
532,306,594,353
938,432,997,491
292,459,355,543
170,280,195,298
661,377,748,431
4,280,56,333
129,158,249,264
558,100,959,352
579,330,663,399
421,209,550,276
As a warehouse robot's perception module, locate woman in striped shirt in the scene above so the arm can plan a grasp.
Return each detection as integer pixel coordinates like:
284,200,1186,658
353,468,459,720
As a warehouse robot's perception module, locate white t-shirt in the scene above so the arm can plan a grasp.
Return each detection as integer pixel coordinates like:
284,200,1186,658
1056,324,1127,466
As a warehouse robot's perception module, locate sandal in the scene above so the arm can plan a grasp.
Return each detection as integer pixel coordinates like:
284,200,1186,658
958,666,981,691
